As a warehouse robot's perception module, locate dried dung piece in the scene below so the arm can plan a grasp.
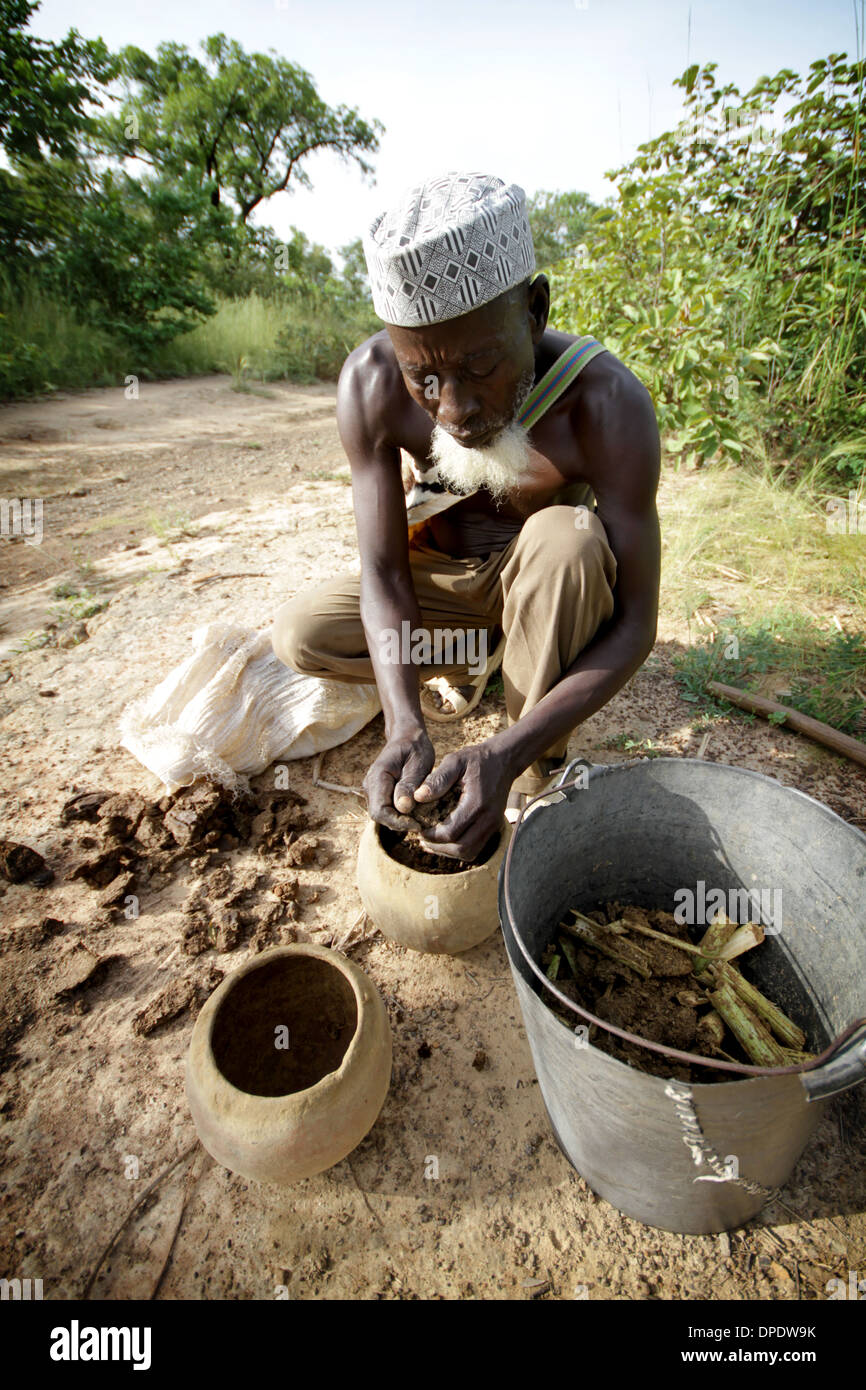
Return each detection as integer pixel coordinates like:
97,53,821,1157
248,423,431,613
60,790,113,824
133,805,175,853
0,841,54,885
272,875,301,902
132,978,197,1036
95,792,147,841
67,845,135,888
250,793,316,853
97,871,135,908
133,966,224,1035
162,783,226,848
285,833,332,868
52,939,110,996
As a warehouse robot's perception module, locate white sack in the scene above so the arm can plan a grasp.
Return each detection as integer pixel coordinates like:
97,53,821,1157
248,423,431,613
119,621,381,794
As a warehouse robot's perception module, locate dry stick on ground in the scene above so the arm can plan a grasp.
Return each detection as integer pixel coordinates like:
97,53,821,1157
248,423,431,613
189,572,267,588
83,1143,199,1299
311,752,365,799
149,1151,212,1300
707,680,866,770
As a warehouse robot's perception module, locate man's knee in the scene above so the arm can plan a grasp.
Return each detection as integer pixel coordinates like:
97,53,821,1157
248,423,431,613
517,505,616,590
271,593,323,675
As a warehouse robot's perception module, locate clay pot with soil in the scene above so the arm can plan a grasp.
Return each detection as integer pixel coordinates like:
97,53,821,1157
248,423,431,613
185,943,392,1184
356,803,509,954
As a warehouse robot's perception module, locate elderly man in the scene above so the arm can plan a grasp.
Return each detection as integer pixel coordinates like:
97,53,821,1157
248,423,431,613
273,172,660,859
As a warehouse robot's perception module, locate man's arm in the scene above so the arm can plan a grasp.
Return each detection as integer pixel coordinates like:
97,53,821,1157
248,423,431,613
419,368,661,857
489,369,661,774
336,341,435,826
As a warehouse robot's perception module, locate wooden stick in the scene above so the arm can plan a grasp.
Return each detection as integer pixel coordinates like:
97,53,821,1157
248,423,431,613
707,680,866,770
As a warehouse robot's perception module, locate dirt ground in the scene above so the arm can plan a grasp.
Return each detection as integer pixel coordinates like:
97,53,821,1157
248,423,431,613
1,374,864,1301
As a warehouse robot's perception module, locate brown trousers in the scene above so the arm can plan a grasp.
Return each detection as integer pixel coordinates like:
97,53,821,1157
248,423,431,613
271,505,617,786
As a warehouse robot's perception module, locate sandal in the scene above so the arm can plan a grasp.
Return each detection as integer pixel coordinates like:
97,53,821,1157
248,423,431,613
420,632,506,723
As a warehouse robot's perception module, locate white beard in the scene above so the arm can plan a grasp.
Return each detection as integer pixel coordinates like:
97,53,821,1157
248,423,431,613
428,367,537,504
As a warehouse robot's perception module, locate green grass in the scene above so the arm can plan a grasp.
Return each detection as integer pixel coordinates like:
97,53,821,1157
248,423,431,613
672,608,866,735
154,292,379,383
49,590,108,624
309,467,351,483
660,460,866,624
603,733,669,757
0,275,123,398
1,282,379,400
147,508,195,544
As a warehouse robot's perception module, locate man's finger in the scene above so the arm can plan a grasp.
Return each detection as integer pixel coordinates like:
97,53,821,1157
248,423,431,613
364,766,408,826
418,834,479,861
376,805,417,832
414,756,463,803
394,746,434,813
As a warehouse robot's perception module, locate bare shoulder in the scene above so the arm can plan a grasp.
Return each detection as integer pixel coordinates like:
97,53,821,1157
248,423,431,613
336,330,411,457
577,347,655,425
567,347,660,504
573,346,658,454
338,331,400,413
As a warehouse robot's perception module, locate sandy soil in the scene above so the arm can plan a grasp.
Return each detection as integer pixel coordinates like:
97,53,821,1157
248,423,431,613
1,374,864,1301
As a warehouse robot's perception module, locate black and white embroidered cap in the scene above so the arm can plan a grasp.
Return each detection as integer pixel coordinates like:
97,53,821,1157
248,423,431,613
364,172,536,327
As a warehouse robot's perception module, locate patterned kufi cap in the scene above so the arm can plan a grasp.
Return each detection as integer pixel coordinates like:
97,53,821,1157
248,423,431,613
363,172,536,327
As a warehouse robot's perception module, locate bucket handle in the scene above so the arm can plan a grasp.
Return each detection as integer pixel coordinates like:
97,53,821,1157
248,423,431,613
798,1026,866,1102
502,757,866,1085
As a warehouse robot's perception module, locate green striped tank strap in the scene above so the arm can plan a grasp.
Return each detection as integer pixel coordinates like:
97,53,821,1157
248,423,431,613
517,336,607,431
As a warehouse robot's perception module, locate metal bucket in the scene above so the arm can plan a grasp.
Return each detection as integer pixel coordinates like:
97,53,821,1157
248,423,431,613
498,758,866,1233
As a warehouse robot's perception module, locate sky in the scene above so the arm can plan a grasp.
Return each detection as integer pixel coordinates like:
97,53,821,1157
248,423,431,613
31,0,866,262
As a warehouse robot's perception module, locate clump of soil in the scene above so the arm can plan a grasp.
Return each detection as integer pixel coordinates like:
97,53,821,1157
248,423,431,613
132,967,224,1037
0,840,54,885
541,902,811,1085
383,787,495,873
56,777,325,960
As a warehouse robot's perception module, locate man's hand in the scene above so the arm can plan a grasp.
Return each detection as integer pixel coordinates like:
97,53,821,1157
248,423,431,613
363,727,435,831
412,741,512,860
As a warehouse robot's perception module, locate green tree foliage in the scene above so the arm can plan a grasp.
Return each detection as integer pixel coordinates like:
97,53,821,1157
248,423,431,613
527,189,602,270
0,0,113,160
552,55,865,480
0,8,383,396
106,33,382,222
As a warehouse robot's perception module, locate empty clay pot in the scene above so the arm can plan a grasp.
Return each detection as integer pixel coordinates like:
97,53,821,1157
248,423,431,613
185,943,392,1184
356,817,509,954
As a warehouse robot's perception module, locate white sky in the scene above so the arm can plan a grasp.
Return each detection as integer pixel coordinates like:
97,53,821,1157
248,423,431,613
31,0,865,260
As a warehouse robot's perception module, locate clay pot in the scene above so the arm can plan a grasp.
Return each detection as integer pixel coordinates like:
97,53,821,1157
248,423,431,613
185,944,391,1184
356,818,509,954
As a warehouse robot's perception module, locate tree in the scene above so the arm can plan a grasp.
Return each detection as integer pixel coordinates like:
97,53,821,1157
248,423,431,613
337,237,372,301
527,189,601,269
0,0,114,161
106,33,382,223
